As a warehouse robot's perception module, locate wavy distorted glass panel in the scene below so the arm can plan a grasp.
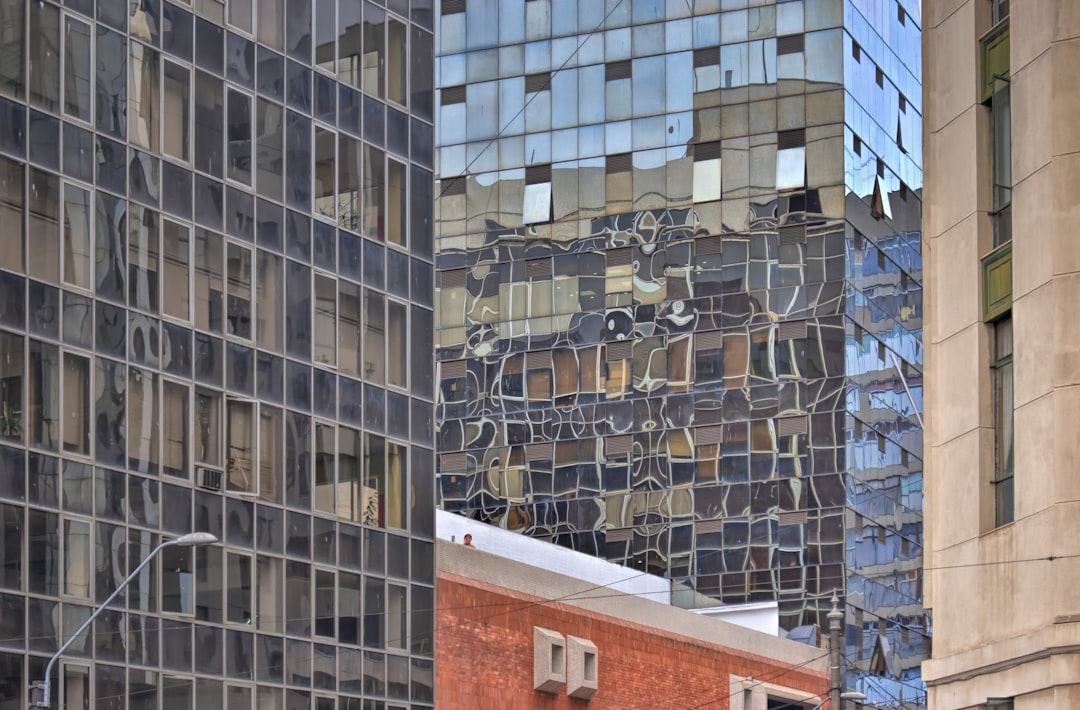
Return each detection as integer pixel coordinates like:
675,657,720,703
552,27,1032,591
435,0,925,703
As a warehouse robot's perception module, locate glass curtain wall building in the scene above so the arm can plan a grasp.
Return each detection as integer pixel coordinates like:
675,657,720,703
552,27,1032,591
434,0,924,702
0,0,436,707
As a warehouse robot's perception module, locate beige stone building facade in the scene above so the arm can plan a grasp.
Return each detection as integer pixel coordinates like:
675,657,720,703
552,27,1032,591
922,0,1080,707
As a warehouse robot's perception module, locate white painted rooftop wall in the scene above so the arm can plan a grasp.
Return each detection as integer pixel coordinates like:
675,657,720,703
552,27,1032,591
691,602,780,636
436,510,670,604
438,510,784,636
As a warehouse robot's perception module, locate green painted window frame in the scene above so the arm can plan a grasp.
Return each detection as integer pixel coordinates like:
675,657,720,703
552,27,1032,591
980,20,1010,103
982,242,1012,322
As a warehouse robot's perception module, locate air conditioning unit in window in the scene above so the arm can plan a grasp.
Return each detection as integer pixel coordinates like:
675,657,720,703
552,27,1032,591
196,466,223,492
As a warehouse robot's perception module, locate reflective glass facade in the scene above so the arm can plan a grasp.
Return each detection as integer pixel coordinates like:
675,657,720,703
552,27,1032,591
434,0,924,702
0,0,436,706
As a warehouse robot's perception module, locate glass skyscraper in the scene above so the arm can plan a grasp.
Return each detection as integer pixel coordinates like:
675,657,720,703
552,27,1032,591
0,0,436,707
434,0,925,702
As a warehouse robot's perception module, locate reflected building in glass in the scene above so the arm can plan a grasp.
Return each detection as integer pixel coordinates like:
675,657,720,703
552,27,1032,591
0,0,436,707
434,0,925,701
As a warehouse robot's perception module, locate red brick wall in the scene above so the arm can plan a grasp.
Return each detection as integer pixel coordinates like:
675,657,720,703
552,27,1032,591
437,571,829,709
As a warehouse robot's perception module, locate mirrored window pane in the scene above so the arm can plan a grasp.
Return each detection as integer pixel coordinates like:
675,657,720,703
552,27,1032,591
256,99,283,200
259,404,283,502
195,228,224,332
362,3,384,98
0,0,24,100
314,422,335,513
337,134,360,231
362,145,383,240
285,259,311,359
227,89,253,184
130,43,161,152
775,146,805,191
127,368,159,474
285,111,311,211
314,0,335,74
363,289,383,384
334,425,359,521
386,582,406,650
284,560,310,636
95,193,126,303
386,300,405,389
410,26,432,121
337,0,360,88
162,380,189,477
386,441,406,529
28,168,60,284
64,17,92,122
285,0,311,62
128,205,161,314
160,542,193,613
63,184,93,290
194,71,224,176
226,242,253,339
314,274,336,366
64,519,91,599
228,0,252,33
387,18,406,105
337,281,360,377
362,577,383,647
257,0,284,51
28,2,60,112
0,158,23,273
226,399,253,491
226,552,253,624
63,353,90,456
163,219,191,321
194,388,222,467
256,249,283,352
314,126,336,220
363,432,384,527
96,27,126,139
28,340,60,452
255,555,283,632
386,159,406,247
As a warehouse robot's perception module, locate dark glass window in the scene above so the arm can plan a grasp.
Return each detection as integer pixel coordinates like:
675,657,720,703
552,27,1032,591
993,317,1013,527
64,17,92,122
409,26,433,121
257,46,284,101
990,83,1011,246
286,0,312,62
194,71,224,177
227,89,253,185
286,111,312,212
95,27,127,139
255,99,284,202
194,17,224,76
0,0,26,100
62,122,94,183
28,2,60,113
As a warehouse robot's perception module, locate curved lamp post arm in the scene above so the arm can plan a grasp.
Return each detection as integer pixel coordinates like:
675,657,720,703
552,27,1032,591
34,532,217,707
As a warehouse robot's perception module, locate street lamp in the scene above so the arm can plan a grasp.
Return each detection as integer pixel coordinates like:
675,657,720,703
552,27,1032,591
30,532,219,708
810,692,868,709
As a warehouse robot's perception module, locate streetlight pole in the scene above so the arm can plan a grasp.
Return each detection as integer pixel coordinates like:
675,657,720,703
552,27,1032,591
828,591,844,710
29,532,218,708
